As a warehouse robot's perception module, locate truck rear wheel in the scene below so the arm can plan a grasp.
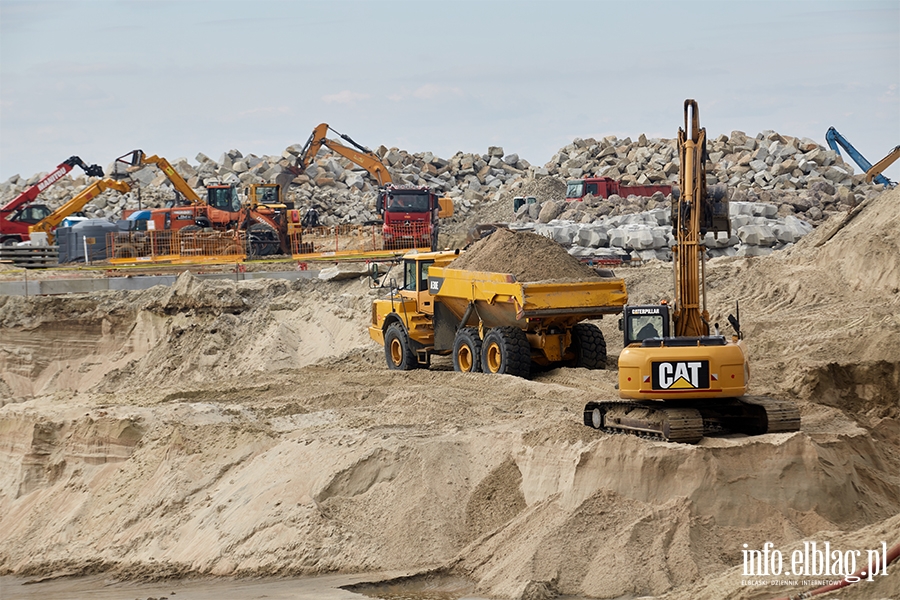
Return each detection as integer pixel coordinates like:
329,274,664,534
384,323,417,371
481,326,531,378
453,327,482,373
567,323,607,369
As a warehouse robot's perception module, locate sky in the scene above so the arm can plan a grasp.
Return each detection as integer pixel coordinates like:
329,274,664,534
1,0,898,183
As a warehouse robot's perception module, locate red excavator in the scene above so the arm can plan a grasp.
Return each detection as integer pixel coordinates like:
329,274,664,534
1,156,104,244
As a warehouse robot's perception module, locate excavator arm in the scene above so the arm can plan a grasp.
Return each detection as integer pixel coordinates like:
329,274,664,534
673,99,710,338
29,178,131,243
2,156,104,214
865,145,900,184
115,150,203,205
297,123,392,186
825,127,895,187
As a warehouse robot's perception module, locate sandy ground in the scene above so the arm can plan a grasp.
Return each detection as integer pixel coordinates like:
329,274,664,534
0,189,898,600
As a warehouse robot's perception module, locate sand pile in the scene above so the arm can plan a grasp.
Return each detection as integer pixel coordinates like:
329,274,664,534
0,189,898,599
448,227,599,282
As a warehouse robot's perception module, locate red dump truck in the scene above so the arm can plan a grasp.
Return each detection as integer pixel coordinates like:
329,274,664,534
565,176,671,201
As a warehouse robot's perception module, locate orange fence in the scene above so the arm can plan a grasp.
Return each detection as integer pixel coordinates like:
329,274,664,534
291,222,434,256
107,230,247,262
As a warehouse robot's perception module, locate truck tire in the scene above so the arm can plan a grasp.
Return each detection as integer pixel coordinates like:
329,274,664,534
481,326,531,378
567,323,607,369
114,244,137,259
248,223,280,257
453,327,482,373
384,323,417,371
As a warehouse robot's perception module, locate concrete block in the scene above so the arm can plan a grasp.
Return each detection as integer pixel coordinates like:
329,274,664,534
736,244,774,257
608,227,627,248
625,227,654,250
738,224,777,246
577,226,608,248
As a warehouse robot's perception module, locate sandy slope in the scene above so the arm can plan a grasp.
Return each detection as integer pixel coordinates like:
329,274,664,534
0,189,898,599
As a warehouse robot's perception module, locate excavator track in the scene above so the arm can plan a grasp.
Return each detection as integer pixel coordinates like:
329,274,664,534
583,400,704,444
583,396,800,444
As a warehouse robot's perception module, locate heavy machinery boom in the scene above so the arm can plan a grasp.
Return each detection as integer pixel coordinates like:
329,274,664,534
115,150,203,205
825,127,896,187
29,178,131,244
1,156,104,244
297,123,391,186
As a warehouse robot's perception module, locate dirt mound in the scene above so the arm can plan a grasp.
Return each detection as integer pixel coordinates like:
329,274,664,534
1,188,899,599
448,227,599,282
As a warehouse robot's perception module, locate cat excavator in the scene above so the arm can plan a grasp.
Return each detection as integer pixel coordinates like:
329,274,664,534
583,100,800,443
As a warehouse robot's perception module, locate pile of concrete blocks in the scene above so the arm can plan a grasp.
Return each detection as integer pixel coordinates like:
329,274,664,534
510,200,815,263
0,129,887,232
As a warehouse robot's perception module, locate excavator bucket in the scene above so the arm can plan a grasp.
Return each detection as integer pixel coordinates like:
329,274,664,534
438,197,454,218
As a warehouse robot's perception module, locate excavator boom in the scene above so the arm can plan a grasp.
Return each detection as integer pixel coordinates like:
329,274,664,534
825,127,896,187
865,145,900,184
674,99,709,338
116,150,203,205
298,123,391,186
2,156,103,214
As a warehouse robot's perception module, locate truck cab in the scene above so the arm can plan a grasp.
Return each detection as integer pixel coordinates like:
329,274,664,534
376,185,453,251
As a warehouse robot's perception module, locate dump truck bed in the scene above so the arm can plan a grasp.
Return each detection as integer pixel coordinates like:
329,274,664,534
427,265,627,329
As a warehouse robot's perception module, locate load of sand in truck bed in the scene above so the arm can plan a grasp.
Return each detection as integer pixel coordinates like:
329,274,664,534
448,227,600,282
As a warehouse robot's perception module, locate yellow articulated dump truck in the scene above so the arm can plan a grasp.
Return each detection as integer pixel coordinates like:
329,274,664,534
368,250,628,377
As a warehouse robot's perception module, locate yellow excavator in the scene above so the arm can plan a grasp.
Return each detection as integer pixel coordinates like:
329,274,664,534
583,100,800,443
29,178,131,244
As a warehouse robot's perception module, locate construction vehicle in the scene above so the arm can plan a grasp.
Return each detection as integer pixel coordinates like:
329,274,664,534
296,123,453,251
565,176,672,202
368,250,627,375
117,149,302,257
582,100,800,443
825,127,897,187
1,156,104,245
29,178,131,245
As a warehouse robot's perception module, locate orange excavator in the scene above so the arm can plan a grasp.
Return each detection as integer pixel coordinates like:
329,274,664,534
296,123,452,250
117,150,301,256
583,100,800,443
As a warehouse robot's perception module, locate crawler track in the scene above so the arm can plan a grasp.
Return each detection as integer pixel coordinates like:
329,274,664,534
584,396,800,444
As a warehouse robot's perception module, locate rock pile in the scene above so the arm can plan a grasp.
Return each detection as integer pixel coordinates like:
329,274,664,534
512,200,816,263
0,130,888,237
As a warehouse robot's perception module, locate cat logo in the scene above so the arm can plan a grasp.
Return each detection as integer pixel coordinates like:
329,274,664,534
651,360,710,390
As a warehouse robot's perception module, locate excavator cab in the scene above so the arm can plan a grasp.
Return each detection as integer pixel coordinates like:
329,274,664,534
621,305,671,345
206,185,243,213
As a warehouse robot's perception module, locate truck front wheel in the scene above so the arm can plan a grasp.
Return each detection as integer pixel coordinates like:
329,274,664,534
481,326,531,378
384,323,417,371
453,327,482,373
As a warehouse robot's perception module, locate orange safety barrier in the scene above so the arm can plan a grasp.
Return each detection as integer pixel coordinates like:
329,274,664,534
107,229,247,262
291,222,434,257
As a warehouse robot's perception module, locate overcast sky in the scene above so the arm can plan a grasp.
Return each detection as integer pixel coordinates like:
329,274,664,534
1,0,898,183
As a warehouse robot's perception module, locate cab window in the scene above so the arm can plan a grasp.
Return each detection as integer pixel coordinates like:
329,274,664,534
403,260,417,291
565,182,584,199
